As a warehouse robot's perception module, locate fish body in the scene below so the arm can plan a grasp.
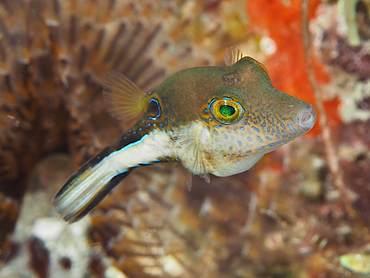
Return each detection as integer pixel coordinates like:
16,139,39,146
54,52,316,223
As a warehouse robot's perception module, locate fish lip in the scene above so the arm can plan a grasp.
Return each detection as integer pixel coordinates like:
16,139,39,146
297,104,317,130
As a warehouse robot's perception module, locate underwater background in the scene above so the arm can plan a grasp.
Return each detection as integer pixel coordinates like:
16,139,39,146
0,0,370,277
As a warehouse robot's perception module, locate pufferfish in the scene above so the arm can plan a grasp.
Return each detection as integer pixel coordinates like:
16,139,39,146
53,49,316,223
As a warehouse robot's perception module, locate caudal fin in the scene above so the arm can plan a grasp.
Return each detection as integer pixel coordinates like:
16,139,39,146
53,158,129,223
53,126,169,223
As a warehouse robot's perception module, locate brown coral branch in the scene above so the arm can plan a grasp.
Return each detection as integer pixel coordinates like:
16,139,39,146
301,0,357,218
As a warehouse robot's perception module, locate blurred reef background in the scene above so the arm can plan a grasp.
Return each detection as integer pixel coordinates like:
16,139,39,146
0,0,370,277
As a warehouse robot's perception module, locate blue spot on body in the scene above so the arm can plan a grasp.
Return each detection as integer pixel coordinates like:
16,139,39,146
252,126,260,132
276,135,280,139
268,141,284,147
276,126,281,134
256,146,266,151
237,140,242,146
262,121,266,127
281,123,286,129
241,127,245,131
245,150,252,154
234,130,238,134
224,134,228,139
257,136,263,143
266,136,272,141
288,124,296,133
247,137,252,142
213,130,218,135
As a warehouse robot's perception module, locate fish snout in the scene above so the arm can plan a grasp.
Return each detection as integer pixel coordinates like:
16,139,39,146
297,104,316,130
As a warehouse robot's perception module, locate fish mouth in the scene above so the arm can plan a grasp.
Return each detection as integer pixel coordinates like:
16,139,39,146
297,104,317,130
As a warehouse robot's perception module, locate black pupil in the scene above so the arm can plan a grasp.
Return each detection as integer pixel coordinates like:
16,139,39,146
220,105,235,117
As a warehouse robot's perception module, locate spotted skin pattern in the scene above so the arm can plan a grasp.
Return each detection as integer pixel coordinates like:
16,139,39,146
54,56,316,223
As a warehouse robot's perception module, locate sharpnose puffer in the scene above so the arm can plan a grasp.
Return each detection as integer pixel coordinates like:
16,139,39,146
53,49,316,223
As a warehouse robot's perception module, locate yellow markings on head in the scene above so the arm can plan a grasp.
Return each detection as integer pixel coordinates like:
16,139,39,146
209,97,244,125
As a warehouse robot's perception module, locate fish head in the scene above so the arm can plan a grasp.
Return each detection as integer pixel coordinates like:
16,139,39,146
209,56,317,143
201,56,316,176
152,56,316,177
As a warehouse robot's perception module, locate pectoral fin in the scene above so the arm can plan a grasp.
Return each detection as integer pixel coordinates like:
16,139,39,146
103,71,148,122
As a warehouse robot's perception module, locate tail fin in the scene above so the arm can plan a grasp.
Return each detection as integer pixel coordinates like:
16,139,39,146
53,154,130,223
53,129,171,223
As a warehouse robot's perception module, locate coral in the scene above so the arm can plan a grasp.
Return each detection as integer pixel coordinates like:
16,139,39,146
0,154,120,278
247,0,331,135
338,0,370,46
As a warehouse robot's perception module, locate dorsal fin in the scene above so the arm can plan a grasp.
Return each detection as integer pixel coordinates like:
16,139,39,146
223,46,244,66
103,71,147,122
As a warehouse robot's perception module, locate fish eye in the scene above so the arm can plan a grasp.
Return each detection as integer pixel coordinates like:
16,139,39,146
209,98,244,125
